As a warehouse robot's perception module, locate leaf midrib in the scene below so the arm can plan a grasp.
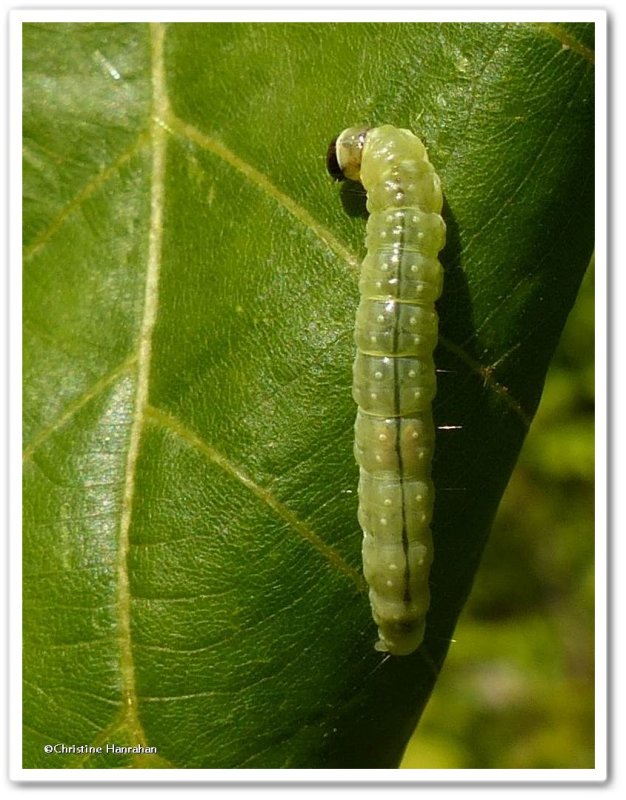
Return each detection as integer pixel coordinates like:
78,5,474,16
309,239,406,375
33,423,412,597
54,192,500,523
114,21,168,750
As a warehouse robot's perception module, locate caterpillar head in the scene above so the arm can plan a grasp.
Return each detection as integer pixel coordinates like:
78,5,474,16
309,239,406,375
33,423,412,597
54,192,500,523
326,125,370,182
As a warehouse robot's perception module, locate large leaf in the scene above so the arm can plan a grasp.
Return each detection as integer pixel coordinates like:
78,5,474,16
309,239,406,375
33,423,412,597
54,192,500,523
22,21,595,769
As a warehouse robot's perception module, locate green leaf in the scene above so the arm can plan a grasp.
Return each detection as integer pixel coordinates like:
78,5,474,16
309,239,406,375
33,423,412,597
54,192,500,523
22,21,595,769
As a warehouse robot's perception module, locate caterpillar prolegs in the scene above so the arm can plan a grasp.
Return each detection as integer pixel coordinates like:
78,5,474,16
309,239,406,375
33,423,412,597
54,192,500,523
327,125,446,656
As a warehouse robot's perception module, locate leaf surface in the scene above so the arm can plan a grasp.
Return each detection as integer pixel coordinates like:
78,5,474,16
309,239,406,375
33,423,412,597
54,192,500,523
23,21,595,768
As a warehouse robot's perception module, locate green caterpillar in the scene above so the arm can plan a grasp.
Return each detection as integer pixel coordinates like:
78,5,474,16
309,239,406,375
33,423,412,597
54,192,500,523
327,125,446,655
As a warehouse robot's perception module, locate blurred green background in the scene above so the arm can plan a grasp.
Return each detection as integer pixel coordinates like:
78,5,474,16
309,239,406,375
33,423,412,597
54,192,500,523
401,260,595,769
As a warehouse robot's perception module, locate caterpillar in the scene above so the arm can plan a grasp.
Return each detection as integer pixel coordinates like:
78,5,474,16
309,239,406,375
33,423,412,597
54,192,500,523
327,124,446,656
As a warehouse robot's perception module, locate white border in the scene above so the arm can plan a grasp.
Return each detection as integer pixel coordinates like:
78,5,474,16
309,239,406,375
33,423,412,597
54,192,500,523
8,3,607,785
593,6,608,787
11,7,613,23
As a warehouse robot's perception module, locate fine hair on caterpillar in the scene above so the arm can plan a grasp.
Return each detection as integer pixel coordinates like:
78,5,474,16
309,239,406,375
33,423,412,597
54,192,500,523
327,124,446,656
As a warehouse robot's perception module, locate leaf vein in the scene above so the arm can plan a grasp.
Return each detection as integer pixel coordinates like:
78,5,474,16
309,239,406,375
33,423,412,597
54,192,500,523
531,22,595,64
23,130,150,263
438,333,531,428
22,354,137,462
144,404,366,593
162,110,360,270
